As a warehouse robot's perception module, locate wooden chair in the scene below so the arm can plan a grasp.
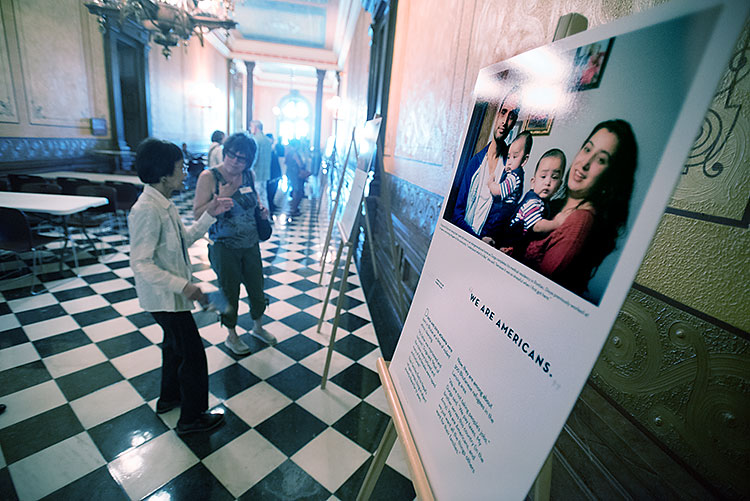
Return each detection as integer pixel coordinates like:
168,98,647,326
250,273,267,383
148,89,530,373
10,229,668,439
0,207,67,294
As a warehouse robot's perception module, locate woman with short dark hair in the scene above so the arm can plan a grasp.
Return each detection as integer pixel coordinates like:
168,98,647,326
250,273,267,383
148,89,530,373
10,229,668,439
129,137,233,435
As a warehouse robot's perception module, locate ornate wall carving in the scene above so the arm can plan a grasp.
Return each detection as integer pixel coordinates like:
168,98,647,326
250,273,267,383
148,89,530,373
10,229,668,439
0,136,108,162
387,174,442,242
592,288,749,499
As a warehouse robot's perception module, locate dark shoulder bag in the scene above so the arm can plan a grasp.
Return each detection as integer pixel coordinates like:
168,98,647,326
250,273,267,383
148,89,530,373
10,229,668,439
251,181,272,241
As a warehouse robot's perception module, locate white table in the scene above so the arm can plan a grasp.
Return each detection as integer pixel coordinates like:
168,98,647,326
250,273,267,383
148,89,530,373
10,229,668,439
0,192,109,270
39,170,144,186
0,192,109,215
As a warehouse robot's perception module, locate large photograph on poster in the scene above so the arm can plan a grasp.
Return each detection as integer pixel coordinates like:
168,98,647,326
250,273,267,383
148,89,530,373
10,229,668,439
387,2,747,500
443,19,699,305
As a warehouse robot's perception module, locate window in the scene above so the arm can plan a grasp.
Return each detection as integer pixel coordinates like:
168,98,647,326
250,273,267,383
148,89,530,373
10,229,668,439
276,90,311,145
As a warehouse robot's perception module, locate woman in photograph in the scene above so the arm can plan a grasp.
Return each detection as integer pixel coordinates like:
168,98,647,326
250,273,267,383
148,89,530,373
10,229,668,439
129,138,233,434
520,119,637,296
193,132,277,356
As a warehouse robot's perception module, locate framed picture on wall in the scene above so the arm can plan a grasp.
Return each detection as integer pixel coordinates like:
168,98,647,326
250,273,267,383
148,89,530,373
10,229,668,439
523,113,554,135
572,37,614,90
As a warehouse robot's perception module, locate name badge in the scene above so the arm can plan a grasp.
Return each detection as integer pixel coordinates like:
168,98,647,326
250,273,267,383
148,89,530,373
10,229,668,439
239,187,254,195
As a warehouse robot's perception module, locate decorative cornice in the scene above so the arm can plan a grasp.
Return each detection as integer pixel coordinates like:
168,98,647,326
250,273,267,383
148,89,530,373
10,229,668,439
386,173,443,241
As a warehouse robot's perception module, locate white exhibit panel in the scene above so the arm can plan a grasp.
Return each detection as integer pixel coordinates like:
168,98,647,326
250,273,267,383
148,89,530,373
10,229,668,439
337,117,382,243
339,168,369,243
386,1,749,499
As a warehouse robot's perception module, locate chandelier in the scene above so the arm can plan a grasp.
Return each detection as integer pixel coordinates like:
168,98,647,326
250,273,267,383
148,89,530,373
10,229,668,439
85,0,238,58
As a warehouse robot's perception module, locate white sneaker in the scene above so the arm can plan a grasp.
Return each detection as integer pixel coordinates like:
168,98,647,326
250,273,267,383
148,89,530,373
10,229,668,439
225,336,251,355
252,327,277,346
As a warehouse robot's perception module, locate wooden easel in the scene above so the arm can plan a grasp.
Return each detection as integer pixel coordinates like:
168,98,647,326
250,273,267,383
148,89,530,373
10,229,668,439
356,357,434,500
318,128,358,285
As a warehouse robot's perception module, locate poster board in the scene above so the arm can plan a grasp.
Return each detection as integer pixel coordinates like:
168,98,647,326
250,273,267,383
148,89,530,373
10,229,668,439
339,117,382,242
387,1,748,499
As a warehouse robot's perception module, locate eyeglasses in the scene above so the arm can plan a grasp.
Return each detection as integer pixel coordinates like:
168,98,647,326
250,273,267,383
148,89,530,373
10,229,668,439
225,150,249,163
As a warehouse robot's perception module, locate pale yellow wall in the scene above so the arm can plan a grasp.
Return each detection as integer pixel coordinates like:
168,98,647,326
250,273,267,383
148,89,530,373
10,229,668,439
0,0,109,139
149,37,229,152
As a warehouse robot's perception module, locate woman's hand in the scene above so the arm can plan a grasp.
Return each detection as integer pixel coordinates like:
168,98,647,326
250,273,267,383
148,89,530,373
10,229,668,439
206,196,234,217
182,282,207,305
218,177,240,198
257,204,269,220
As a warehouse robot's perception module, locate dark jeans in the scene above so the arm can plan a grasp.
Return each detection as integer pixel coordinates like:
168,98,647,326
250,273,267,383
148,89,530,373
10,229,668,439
151,311,208,425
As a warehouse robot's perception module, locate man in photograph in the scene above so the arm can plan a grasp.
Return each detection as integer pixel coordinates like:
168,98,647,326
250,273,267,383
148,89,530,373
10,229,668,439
451,87,521,238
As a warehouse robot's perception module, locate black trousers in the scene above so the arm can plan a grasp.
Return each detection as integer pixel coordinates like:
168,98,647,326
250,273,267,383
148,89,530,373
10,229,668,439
151,311,208,425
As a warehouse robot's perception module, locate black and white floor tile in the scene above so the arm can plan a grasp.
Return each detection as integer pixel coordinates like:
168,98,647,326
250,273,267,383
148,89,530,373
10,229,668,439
0,192,415,500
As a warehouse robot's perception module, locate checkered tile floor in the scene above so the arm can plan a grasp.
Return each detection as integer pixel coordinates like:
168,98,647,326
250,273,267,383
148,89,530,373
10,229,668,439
0,191,415,500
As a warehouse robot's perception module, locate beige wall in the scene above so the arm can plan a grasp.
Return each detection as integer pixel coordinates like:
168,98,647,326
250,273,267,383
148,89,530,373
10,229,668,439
149,37,229,152
0,0,109,140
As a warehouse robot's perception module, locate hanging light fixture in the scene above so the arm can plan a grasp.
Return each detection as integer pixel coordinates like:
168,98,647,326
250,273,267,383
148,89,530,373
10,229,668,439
84,0,238,58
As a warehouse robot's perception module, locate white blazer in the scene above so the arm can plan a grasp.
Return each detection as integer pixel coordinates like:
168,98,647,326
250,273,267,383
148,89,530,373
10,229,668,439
128,185,216,312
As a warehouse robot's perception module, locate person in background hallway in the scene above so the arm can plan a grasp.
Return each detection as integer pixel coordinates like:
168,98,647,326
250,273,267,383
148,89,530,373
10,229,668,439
129,138,233,435
208,130,225,168
249,120,272,211
193,133,277,356
285,139,310,217
266,133,282,214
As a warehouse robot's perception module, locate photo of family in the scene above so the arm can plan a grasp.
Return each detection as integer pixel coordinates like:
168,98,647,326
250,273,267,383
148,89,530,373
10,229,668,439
443,9,721,305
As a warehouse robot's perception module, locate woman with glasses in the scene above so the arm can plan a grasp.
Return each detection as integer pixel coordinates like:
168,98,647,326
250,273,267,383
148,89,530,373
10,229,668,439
193,132,277,355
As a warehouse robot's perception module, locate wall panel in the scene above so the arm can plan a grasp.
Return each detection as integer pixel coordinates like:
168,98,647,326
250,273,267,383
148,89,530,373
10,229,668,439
148,36,228,152
14,0,92,128
0,4,18,124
